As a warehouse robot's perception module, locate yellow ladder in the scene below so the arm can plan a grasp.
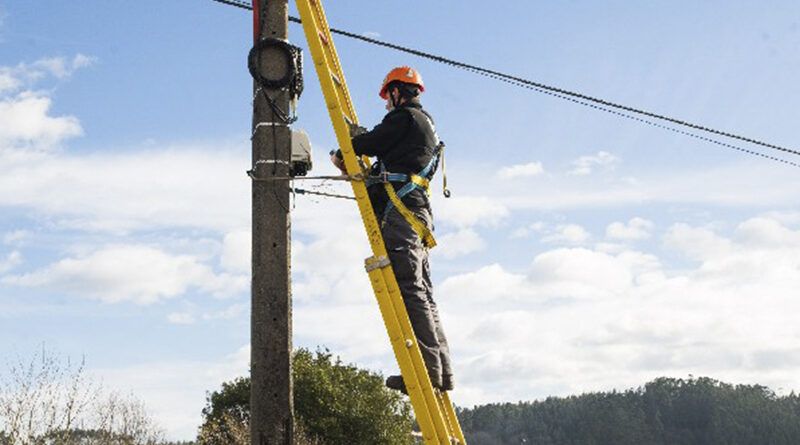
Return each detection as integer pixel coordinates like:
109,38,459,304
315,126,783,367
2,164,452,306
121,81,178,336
294,1,466,443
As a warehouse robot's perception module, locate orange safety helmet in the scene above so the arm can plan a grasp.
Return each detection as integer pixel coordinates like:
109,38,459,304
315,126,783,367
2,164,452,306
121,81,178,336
379,66,425,99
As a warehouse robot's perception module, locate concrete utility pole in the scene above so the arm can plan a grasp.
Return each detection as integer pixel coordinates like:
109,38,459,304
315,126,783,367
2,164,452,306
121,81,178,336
250,0,293,443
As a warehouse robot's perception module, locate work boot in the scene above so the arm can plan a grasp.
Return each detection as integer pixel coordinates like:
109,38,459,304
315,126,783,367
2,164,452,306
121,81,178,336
441,374,454,392
387,373,447,394
385,375,407,395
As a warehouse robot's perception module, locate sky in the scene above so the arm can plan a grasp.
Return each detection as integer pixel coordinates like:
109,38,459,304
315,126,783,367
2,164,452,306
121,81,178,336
1,0,800,440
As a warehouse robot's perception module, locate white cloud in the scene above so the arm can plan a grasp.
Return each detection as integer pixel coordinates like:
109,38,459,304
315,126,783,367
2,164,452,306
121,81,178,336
0,54,348,247
167,312,196,325
30,54,96,79
0,54,95,94
494,160,800,211
541,224,590,245
0,55,92,157
736,217,800,247
165,304,247,325
0,250,21,273
510,221,547,239
761,210,800,226
606,217,654,241
497,161,544,179
202,303,246,321
292,226,372,305
435,217,800,408
3,245,247,304
220,230,251,273
664,223,733,261
294,303,389,363
529,247,634,298
569,150,619,175
510,227,530,239
0,144,250,233
663,218,800,291
439,264,530,305
433,228,485,259
3,229,31,245
0,92,82,150
0,71,20,94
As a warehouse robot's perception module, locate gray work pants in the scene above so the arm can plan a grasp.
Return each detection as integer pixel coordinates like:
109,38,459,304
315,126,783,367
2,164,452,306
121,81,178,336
381,206,452,385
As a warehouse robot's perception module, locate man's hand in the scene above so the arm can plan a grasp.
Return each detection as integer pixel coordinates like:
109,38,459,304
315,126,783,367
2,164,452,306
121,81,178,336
348,122,367,137
330,150,347,174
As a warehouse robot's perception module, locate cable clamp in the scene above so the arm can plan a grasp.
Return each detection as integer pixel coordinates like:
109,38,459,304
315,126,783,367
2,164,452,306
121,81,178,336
364,255,391,273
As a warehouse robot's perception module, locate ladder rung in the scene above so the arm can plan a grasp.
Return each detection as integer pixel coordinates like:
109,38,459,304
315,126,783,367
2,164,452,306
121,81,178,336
318,31,329,46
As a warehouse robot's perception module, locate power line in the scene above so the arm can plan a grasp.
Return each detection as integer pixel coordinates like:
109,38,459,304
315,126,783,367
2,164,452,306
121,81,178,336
210,0,252,10
211,0,800,168
464,67,800,169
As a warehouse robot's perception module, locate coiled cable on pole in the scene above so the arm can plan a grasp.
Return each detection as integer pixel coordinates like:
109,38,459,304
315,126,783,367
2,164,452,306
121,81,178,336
248,37,304,99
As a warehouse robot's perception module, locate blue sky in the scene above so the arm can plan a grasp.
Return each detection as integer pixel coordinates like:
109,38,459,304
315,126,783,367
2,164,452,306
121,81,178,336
2,0,800,440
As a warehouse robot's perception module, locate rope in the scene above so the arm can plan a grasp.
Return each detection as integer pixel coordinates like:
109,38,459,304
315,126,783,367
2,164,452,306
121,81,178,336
246,171,358,181
293,187,355,200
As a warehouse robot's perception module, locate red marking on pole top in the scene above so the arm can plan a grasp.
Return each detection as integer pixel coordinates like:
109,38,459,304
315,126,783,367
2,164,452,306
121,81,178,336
252,0,260,42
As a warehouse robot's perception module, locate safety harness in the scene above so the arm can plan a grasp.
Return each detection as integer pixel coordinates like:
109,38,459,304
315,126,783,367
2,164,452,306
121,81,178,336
365,108,445,249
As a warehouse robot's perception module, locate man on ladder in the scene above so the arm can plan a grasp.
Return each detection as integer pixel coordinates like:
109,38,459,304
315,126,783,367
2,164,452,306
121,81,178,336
331,66,454,393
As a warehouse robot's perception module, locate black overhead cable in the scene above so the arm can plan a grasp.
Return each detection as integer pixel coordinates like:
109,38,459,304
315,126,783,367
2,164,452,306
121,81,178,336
211,0,800,169
465,67,800,169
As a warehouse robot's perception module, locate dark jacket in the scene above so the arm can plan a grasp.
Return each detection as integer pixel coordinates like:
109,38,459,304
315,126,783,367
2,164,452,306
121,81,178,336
351,98,439,216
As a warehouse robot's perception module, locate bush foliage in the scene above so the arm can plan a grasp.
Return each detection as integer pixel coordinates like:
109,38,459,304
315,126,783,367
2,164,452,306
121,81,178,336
198,348,413,445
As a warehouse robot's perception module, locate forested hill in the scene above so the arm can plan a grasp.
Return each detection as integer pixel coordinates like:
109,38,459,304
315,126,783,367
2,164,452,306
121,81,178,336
457,377,800,445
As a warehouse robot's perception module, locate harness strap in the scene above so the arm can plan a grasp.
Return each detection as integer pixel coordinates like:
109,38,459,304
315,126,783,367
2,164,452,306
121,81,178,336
383,182,437,249
378,145,442,249
366,173,431,190
410,174,430,191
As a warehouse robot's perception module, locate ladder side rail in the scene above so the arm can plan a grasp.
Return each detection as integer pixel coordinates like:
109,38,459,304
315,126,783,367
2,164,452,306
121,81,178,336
306,4,372,169
294,0,382,252
377,264,450,413
378,259,452,442
306,1,379,176
307,1,358,123
440,392,467,445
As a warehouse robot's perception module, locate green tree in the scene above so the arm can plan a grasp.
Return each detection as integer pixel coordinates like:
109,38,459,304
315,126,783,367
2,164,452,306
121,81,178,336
459,376,800,445
198,348,413,445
